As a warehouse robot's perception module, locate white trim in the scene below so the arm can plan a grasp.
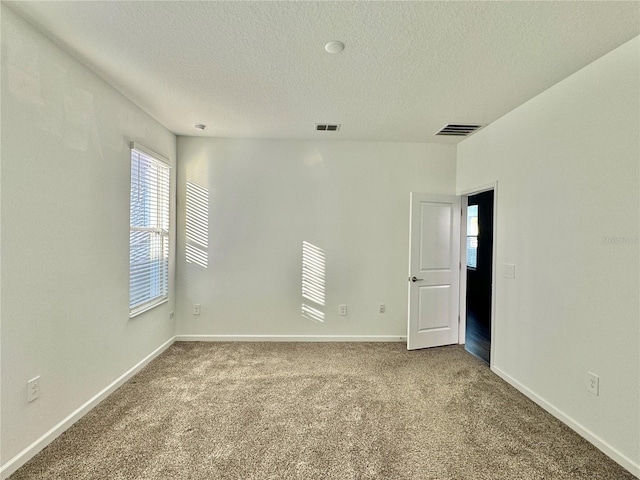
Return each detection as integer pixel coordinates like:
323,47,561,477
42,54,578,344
492,365,640,478
457,181,496,197
458,195,468,344
129,141,171,167
129,297,169,318
0,337,176,480
489,182,498,368
175,335,407,343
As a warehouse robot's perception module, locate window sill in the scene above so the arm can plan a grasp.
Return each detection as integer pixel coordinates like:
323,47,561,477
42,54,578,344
129,297,169,319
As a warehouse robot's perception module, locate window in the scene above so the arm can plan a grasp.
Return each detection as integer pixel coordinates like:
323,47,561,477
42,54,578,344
129,143,170,317
466,205,479,269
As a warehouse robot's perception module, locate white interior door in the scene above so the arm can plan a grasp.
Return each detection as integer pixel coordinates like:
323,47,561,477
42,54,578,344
407,193,461,350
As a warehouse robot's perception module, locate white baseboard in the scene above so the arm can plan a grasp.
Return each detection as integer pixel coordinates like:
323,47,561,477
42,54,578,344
492,365,640,478
175,334,407,343
0,336,176,480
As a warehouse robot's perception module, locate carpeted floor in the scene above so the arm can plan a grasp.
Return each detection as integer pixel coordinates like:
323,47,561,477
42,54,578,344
10,342,637,479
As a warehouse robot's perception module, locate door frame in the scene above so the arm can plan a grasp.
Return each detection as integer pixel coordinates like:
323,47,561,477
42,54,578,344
457,181,498,369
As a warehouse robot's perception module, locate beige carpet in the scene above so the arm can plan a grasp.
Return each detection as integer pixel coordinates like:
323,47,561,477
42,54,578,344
10,342,636,479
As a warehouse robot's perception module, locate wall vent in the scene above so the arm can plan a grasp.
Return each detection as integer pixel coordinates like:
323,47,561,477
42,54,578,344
316,124,341,132
435,124,483,136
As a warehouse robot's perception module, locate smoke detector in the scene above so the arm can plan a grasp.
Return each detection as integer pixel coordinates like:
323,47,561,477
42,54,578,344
325,41,344,54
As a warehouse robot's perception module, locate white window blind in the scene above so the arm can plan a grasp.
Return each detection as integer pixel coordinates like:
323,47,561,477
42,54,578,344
129,143,170,317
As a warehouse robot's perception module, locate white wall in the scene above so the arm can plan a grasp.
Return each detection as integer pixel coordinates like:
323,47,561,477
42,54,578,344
457,37,639,474
1,6,177,472
176,138,455,339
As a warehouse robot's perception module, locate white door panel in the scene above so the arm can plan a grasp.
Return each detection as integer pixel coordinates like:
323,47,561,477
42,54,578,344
418,285,450,331
408,193,461,350
419,203,452,270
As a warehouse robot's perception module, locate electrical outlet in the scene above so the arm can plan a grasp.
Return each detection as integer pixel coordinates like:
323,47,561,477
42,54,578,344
586,372,599,395
27,376,40,402
193,304,201,315
169,311,175,319
379,304,386,314
339,305,347,316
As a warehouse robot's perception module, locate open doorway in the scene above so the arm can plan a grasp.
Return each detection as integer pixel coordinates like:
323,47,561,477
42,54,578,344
464,190,494,364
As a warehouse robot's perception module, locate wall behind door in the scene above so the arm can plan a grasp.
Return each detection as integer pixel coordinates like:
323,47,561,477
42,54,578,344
175,138,455,338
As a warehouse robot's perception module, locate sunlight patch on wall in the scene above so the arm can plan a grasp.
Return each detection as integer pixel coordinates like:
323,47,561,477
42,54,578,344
301,303,325,323
185,181,209,268
302,241,325,323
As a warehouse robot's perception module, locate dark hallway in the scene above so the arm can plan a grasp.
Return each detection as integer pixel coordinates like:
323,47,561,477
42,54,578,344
465,190,494,364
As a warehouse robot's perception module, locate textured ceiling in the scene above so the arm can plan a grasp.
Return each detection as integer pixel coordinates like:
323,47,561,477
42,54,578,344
5,1,639,143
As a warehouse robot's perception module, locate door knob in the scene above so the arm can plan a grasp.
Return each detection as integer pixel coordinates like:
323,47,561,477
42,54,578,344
411,276,423,282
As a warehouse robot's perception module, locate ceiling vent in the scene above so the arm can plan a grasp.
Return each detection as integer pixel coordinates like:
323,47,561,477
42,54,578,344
316,124,341,132
435,124,483,137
